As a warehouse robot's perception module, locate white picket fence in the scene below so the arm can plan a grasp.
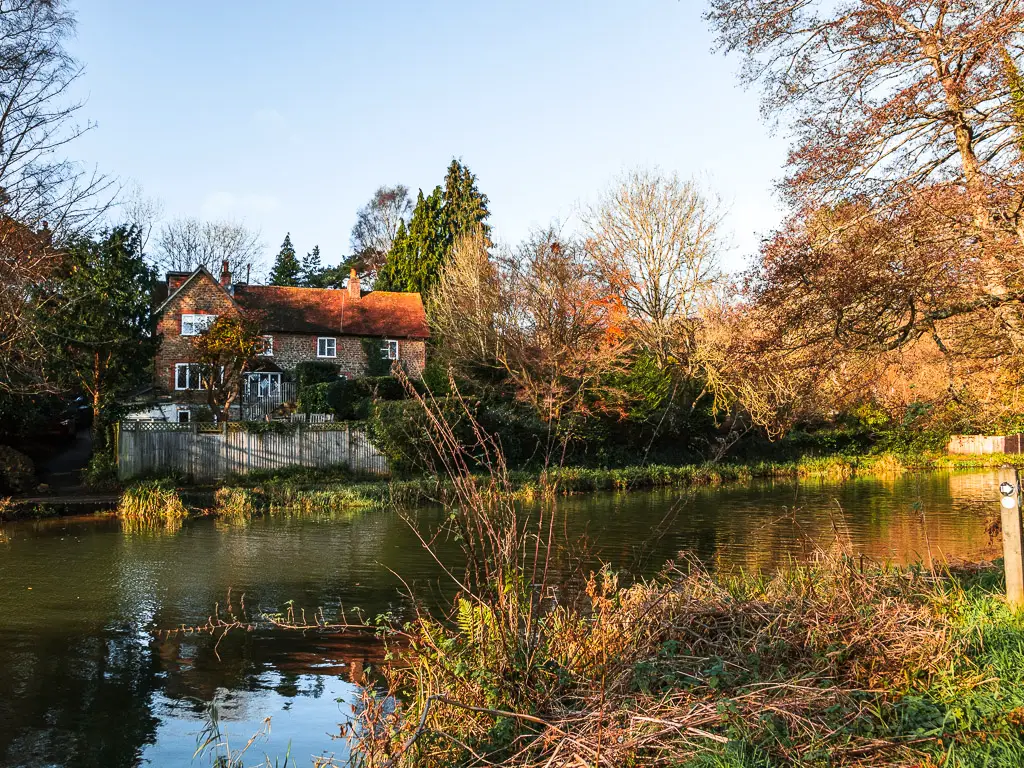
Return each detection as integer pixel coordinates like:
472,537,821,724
116,421,389,480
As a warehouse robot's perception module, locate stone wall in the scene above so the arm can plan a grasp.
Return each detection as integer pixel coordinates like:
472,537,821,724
266,335,426,379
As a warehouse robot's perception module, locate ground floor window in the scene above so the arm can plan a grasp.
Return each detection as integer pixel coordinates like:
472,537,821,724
381,339,399,360
174,363,223,390
175,363,205,390
245,371,281,399
176,409,191,424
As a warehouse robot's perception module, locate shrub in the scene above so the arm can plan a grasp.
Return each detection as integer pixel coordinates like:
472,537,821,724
324,376,408,420
295,361,340,390
298,381,331,414
0,445,34,493
84,451,119,491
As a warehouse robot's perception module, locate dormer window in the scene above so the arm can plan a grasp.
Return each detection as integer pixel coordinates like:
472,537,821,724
181,314,218,336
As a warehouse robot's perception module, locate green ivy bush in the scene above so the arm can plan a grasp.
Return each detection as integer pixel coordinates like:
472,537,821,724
298,382,332,414
295,361,339,390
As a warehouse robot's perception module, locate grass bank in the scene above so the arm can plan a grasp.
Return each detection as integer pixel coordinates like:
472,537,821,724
354,556,1024,768
101,450,1024,526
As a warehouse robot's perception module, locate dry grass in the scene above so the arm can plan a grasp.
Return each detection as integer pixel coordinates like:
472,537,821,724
349,554,966,768
331,375,1022,768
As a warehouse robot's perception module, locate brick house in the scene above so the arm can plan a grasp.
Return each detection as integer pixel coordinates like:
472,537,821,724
149,262,429,421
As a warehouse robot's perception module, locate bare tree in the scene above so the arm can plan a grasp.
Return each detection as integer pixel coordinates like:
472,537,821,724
428,229,501,374
153,217,264,281
119,182,163,253
495,229,631,427
0,0,114,392
584,169,724,367
350,184,412,278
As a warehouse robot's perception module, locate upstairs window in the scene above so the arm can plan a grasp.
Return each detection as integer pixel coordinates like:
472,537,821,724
381,339,399,360
181,314,218,336
260,335,274,356
317,337,337,358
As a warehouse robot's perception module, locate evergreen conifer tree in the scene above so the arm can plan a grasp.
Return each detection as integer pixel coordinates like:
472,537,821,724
269,233,302,286
375,159,490,295
443,158,491,242
301,244,323,287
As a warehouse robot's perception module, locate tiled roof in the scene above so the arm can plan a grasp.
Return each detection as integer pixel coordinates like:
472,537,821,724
233,285,430,339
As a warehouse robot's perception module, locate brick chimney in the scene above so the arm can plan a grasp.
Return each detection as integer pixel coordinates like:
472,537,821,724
347,268,361,299
220,259,232,287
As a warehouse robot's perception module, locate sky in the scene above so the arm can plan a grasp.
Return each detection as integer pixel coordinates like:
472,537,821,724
66,0,789,275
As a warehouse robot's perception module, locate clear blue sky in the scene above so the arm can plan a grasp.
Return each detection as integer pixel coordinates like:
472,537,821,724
66,0,788,274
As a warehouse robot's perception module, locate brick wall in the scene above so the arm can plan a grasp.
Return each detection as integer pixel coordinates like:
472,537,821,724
155,273,240,395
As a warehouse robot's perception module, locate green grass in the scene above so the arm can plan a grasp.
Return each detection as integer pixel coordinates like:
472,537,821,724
112,450,1024,525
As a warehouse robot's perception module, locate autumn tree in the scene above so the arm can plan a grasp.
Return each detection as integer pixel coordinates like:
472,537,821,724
189,314,265,421
428,229,502,377
707,1,1024,420
493,230,630,428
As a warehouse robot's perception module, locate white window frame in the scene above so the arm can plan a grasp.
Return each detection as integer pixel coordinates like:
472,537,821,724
176,408,191,424
317,336,337,358
175,363,205,391
245,371,281,399
260,335,274,356
381,339,399,360
174,363,223,391
181,313,218,336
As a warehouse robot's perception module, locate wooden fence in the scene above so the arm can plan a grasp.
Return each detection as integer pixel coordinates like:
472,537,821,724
947,434,1024,455
116,421,389,481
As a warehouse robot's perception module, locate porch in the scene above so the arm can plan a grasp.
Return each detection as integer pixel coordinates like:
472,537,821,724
239,371,298,421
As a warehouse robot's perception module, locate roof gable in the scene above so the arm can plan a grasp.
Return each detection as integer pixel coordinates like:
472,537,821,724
155,266,240,315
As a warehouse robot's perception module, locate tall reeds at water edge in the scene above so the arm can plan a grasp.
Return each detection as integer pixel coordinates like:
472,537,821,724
116,480,189,530
340,375,1024,768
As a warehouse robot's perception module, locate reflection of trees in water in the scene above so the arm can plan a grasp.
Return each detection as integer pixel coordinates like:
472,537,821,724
153,628,386,711
0,626,160,768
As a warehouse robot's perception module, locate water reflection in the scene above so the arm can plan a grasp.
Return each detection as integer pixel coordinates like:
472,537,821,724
0,470,1001,767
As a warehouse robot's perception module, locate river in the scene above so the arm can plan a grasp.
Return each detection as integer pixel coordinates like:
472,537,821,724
0,470,1001,767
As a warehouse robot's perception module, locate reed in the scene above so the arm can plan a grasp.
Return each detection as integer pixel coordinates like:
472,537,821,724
116,480,189,528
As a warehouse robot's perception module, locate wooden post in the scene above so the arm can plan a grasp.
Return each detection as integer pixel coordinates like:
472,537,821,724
998,465,1024,607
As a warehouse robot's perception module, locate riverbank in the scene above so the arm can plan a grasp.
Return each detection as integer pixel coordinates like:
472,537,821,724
4,450,1021,522
356,556,1024,767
